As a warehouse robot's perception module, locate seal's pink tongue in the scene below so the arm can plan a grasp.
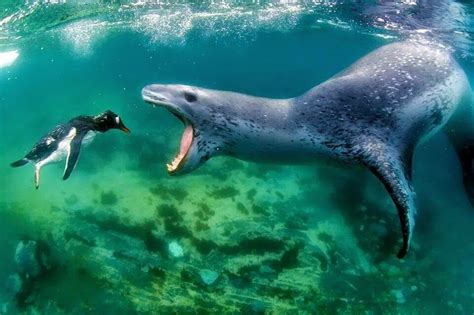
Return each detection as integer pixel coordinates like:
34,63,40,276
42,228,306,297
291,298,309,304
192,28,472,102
167,124,193,173
180,125,193,156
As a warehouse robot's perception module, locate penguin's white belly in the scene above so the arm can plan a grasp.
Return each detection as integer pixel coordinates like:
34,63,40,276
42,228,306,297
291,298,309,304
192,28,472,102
34,128,94,170
36,145,68,169
35,129,75,169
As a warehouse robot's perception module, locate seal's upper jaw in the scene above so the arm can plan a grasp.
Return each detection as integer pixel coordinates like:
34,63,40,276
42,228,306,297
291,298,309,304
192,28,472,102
142,84,196,175
142,85,192,122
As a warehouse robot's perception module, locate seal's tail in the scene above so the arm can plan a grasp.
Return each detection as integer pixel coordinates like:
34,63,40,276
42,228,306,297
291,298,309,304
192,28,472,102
458,141,474,206
446,92,474,207
458,140,474,207
10,158,28,167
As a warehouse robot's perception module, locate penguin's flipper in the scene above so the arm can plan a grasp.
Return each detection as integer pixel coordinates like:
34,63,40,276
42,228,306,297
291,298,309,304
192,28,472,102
11,158,29,167
63,131,86,181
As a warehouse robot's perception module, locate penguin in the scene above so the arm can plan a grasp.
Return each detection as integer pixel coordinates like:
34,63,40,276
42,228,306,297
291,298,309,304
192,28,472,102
10,110,130,189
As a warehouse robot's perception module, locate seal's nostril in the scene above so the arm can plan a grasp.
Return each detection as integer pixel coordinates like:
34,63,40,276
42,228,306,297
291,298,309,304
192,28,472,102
142,88,168,103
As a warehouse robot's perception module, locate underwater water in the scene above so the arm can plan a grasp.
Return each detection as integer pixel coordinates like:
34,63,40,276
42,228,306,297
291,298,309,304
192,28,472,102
1,1,474,313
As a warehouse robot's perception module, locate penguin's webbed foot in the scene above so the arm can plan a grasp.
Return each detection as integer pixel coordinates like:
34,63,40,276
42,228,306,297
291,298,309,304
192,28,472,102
34,167,40,190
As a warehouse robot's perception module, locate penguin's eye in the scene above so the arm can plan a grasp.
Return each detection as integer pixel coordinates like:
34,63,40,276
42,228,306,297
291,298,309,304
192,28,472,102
184,91,197,103
115,116,120,124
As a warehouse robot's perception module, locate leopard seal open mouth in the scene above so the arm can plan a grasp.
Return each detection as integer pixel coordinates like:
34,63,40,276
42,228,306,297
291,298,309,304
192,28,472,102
142,40,473,258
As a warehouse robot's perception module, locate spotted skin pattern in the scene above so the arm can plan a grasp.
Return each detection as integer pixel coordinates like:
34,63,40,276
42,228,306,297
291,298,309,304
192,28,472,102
143,40,472,258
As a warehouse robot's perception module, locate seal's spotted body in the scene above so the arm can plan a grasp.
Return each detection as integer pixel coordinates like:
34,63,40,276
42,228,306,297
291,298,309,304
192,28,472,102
142,40,473,258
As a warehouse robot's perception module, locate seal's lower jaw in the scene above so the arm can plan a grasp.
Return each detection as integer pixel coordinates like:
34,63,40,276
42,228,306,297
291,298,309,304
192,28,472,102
167,124,193,175
142,89,194,175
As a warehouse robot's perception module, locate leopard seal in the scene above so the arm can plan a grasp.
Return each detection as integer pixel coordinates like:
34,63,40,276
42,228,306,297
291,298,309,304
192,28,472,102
142,40,473,258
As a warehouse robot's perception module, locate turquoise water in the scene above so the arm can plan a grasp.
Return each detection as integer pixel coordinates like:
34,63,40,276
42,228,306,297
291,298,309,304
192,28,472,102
1,1,474,313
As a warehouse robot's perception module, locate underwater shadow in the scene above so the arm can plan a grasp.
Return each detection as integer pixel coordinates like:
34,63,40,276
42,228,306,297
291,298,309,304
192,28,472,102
315,165,401,263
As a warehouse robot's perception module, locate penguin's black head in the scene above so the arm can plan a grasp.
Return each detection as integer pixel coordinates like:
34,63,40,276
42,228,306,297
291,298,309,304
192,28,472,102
94,110,131,133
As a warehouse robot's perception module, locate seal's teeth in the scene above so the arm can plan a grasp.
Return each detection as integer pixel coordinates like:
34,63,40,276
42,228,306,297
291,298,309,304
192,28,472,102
167,153,187,172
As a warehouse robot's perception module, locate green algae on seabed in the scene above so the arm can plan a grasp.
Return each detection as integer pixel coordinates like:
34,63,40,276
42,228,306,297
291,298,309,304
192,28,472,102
100,190,119,206
1,154,469,313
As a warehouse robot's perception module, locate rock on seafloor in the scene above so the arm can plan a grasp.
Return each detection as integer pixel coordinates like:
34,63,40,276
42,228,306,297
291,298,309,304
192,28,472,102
199,269,219,286
168,241,184,258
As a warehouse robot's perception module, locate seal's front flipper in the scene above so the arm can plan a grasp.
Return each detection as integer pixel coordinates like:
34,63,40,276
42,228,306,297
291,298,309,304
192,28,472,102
63,131,86,181
360,140,416,258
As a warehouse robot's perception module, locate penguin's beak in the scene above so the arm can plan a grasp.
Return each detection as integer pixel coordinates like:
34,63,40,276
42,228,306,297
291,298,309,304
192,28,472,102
119,123,131,134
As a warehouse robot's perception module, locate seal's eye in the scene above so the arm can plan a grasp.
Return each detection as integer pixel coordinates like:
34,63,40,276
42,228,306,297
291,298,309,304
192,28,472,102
184,91,197,103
